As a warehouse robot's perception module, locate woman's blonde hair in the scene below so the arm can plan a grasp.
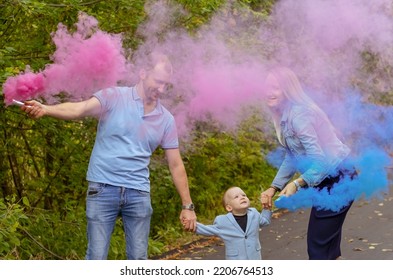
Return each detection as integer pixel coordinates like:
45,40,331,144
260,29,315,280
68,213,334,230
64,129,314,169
267,66,334,129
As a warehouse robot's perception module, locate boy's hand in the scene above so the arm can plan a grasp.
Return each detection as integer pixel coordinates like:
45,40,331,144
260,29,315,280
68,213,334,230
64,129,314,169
261,187,276,210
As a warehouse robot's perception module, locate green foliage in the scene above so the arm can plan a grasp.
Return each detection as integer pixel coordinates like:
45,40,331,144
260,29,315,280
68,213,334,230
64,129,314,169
355,50,393,106
0,198,28,258
0,106,95,259
171,0,226,31
19,205,86,259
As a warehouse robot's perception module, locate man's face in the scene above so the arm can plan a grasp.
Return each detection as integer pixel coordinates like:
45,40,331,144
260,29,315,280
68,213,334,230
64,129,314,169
142,62,172,104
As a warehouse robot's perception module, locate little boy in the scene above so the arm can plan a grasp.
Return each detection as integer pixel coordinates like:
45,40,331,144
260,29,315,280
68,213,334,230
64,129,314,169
195,186,272,260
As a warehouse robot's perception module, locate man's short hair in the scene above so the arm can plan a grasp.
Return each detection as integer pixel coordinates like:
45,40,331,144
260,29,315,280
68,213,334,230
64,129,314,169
141,51,173,75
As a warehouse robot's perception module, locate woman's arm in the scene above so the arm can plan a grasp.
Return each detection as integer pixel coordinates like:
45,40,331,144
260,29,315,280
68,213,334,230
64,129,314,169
262,152,296,207
292,109,331,186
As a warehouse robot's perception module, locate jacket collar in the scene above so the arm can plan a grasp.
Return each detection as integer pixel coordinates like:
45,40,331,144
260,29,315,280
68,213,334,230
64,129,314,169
226,208,252,234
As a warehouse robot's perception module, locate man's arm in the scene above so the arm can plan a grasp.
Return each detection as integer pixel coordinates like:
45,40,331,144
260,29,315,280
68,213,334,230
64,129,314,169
22,97,101,120
165,148,196,232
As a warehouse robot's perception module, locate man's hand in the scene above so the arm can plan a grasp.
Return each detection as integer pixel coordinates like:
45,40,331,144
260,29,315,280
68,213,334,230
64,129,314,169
180,210,196,232
22,100,47,119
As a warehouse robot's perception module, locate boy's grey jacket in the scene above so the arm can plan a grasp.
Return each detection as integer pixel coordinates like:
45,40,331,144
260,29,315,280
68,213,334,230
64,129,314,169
196,208,271,260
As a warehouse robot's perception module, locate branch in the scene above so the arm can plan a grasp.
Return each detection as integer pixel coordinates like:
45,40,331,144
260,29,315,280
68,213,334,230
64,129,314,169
0,7,22,39
45,0,106,7
19,127,42,179
32,141,78,209
21,228,63,259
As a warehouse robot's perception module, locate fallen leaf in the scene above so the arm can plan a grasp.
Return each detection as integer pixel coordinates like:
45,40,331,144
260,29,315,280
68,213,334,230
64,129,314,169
353,248,365,251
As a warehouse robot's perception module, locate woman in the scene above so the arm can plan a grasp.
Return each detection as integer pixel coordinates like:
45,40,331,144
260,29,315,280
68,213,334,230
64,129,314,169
260,66,355,260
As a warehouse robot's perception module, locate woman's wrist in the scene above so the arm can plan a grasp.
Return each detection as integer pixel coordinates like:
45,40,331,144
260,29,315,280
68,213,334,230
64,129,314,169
293,178,307,190
293,179,301,190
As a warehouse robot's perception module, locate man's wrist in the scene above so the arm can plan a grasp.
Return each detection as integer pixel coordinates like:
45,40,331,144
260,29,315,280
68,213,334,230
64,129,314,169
182,203,195,211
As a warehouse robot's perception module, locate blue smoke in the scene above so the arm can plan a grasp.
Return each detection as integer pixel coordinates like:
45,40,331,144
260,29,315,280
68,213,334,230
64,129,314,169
268,90,393,212
274,147,390,211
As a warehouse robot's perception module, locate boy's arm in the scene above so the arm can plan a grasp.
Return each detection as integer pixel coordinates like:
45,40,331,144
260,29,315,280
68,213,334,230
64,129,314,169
195,220,220,236
259,209,272,227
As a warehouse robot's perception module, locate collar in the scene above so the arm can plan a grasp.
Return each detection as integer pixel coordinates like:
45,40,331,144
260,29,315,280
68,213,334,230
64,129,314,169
132,86,141,100
280,104,291,124
132,86,164,116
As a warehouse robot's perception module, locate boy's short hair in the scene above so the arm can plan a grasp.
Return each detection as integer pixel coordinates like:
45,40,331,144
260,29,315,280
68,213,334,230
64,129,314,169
222,186,238,209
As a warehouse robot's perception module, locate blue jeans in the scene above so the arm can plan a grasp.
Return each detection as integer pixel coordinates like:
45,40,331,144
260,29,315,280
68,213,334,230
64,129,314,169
85,182,153,260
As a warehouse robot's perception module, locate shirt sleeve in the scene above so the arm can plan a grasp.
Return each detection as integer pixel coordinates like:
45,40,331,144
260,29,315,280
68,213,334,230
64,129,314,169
196,220,220,236
161,115,179,149
93,87,119,112
271,151,297,189
259,209,272,227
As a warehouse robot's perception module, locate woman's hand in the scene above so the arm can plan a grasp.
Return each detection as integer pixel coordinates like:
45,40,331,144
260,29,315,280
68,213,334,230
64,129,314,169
280,181,297,197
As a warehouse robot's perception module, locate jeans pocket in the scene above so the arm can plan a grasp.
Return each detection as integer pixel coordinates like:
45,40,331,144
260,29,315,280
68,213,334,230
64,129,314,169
136,189,150,197
87,182,104,197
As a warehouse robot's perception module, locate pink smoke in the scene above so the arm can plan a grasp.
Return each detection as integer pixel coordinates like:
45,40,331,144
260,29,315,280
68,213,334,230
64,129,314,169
3,12,128,105
136,0,393,209
3,71,45,104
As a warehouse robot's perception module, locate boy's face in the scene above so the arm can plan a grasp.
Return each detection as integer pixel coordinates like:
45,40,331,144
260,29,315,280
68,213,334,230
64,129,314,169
225,187,250,214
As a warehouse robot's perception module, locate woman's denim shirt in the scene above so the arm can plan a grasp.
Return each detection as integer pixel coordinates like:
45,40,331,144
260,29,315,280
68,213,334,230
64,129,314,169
271,105,350,189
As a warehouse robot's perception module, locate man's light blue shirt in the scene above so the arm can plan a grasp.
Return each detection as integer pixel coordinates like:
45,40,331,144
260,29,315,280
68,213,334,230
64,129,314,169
86,86,179,192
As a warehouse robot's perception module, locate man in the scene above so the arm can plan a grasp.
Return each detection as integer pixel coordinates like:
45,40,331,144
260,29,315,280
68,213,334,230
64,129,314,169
22,52,196,260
